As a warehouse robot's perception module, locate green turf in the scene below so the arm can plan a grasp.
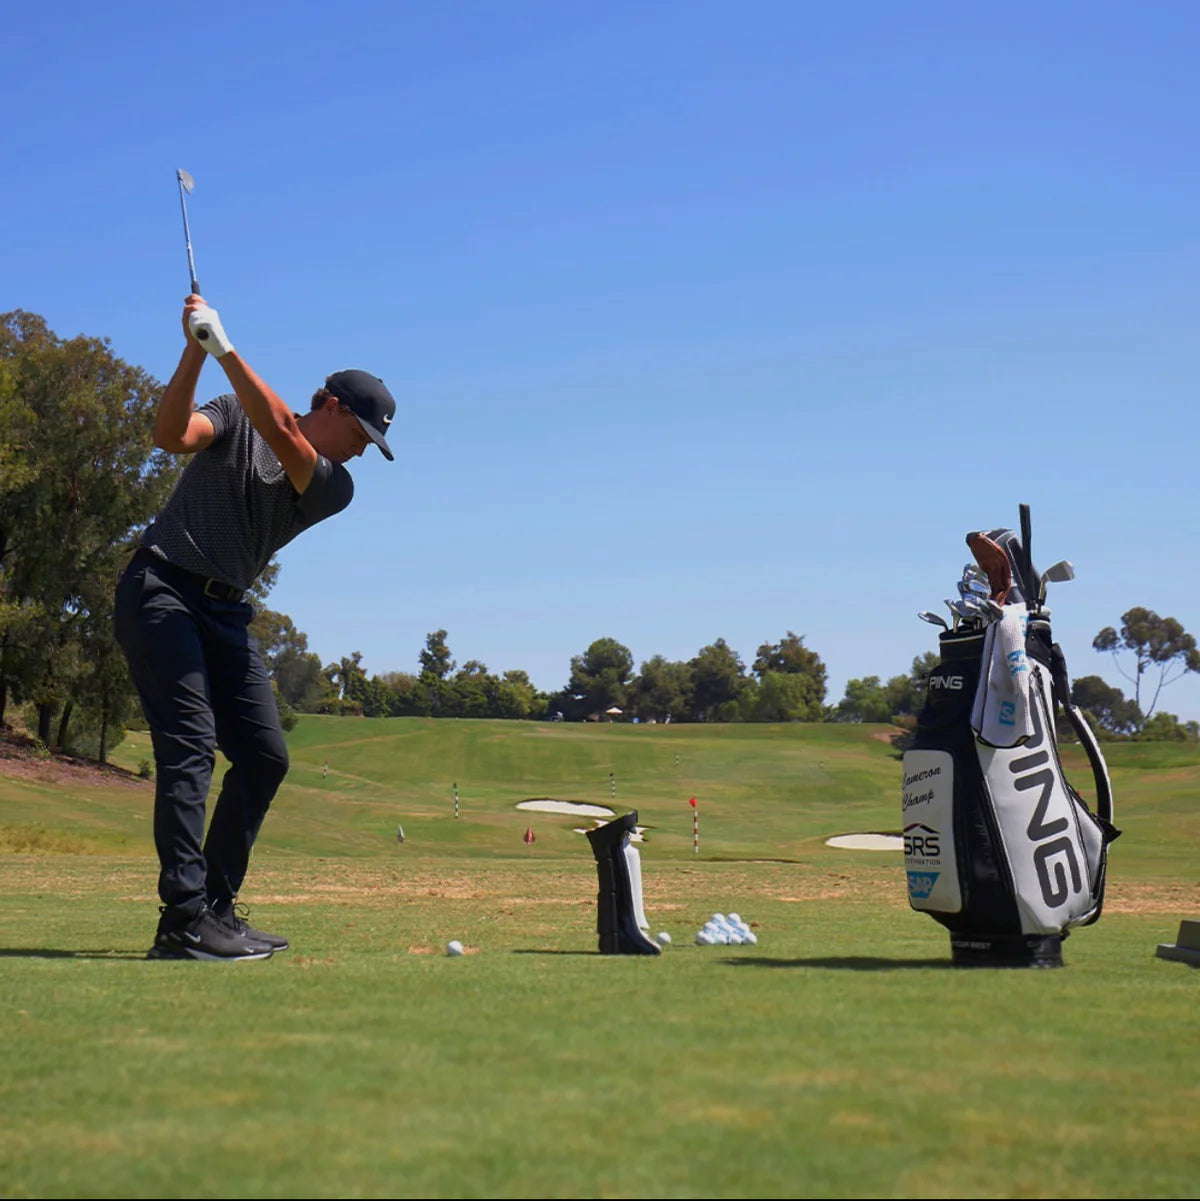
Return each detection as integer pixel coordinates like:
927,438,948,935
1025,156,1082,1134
2,718,1198,1198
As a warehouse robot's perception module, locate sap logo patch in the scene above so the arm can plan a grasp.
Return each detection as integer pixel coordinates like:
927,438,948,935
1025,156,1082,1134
907,871,940,899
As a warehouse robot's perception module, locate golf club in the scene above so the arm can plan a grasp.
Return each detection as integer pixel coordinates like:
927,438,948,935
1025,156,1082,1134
176,168,200,295
1038,559,1075,605
918,610,950,630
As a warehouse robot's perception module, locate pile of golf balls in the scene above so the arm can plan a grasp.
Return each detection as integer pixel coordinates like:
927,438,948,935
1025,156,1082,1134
695,912,757,946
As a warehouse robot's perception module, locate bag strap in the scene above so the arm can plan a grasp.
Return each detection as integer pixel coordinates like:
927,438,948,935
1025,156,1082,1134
1049,641,1115,826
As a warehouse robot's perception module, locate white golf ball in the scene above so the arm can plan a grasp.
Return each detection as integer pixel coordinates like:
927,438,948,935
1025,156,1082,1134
446,940,464,957
743,931,758,945
727,932,744,945
712,913,727,924
696,930,714,945
728,912,742,924
656,931,672,947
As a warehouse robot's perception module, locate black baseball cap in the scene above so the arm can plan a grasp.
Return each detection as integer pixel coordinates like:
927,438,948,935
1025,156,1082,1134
325,370,396,461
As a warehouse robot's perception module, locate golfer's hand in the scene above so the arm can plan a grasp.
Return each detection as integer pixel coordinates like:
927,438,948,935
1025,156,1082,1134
188,301,235,359
181,295,208,345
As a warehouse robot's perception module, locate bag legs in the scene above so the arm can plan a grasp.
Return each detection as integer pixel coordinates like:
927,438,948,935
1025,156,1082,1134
586,812,661,956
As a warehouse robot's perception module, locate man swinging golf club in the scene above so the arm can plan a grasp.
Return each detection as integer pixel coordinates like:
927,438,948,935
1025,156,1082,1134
115,293,396,960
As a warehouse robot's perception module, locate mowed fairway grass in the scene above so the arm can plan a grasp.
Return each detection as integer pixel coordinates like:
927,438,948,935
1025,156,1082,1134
2,716,1198,1199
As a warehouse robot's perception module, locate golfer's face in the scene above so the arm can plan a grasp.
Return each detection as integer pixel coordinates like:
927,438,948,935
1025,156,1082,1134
336,406,371,461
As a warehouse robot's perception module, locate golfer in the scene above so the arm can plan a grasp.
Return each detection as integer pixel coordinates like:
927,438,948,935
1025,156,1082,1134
115,294,396,960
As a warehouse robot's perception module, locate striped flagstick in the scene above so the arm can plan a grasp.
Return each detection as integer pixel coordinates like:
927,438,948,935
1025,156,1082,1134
689,796,698,854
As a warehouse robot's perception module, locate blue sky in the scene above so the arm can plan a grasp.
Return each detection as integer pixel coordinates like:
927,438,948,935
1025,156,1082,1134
3,2,1198,720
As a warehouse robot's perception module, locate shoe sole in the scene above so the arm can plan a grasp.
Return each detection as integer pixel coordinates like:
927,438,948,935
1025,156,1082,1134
147,943,274,962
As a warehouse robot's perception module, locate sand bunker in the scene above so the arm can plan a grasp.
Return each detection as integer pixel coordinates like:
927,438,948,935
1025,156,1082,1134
516,799,644,842
825,833,903,851
516,799,615,818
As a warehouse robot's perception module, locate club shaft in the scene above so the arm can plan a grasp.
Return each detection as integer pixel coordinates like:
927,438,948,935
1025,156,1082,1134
177,180,200,294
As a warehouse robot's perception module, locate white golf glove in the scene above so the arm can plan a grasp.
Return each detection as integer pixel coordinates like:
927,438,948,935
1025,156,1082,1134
188,305,235,358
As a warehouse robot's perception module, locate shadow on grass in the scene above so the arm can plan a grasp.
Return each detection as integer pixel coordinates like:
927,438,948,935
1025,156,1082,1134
0,948,148,960
510,950,955,969
727,955,954,971
512,949,598,956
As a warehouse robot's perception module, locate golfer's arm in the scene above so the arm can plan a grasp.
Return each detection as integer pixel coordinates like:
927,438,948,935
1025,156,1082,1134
153,342,216,454
217,352,317,492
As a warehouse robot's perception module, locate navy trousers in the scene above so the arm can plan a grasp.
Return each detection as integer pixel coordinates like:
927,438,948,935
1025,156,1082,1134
114,550,288,913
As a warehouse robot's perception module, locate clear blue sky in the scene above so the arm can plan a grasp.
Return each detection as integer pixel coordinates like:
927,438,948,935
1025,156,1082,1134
3,1,1198,720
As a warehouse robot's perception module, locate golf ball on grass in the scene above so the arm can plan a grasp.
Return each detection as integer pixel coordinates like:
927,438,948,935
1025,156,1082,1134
656,931,672,947
446,940,464,957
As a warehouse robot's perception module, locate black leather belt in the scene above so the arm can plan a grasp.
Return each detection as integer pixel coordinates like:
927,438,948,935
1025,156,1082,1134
135,549,245,604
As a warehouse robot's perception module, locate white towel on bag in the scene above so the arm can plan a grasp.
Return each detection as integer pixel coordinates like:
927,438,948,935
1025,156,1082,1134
971,603,1033,747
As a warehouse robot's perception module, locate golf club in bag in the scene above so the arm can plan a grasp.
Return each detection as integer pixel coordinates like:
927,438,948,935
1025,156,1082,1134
903,504,1120,967
586,811,661,955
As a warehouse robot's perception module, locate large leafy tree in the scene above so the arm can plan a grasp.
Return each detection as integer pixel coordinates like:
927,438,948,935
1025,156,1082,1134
1070,675,1142,736
488,669,544,720
750,631,827,721
567,637,634,718
834,652,938,724
419,629,455,681
1092,608,1200,729
448,659,492,718
250,606,329,711
689,638,749,721
0,310,178,739
415,629,456,715
834,675,892,723
754,634,831,715
631,655,692,723
329,652,369,705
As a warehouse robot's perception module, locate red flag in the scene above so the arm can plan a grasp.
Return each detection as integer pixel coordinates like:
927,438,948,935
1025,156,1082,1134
688,797,697,808
523,826,536,844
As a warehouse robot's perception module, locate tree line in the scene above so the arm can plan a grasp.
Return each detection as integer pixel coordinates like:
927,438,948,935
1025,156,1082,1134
2,309,1197,763
270,627,839,725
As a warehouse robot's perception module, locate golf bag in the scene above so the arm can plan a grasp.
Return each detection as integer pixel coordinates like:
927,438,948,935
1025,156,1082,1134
903,506,1120,967
586,811,661,955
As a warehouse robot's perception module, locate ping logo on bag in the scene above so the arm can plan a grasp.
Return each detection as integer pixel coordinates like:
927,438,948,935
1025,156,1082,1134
1008,694,1084,909
929,674,965,690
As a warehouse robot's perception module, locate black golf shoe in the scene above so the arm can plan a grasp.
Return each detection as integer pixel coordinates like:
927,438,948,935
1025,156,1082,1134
212,900,290,952
148,904,274,962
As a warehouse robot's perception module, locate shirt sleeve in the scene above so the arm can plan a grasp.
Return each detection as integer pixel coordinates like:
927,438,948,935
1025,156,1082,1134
196,393,241,440
297,455,355,523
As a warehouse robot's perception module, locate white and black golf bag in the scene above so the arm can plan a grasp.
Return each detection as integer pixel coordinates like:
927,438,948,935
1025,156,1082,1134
586,811,661,955
903,505,1120,967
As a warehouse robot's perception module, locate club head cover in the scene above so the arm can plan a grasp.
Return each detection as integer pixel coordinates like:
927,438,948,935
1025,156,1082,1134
966,531,1013,604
